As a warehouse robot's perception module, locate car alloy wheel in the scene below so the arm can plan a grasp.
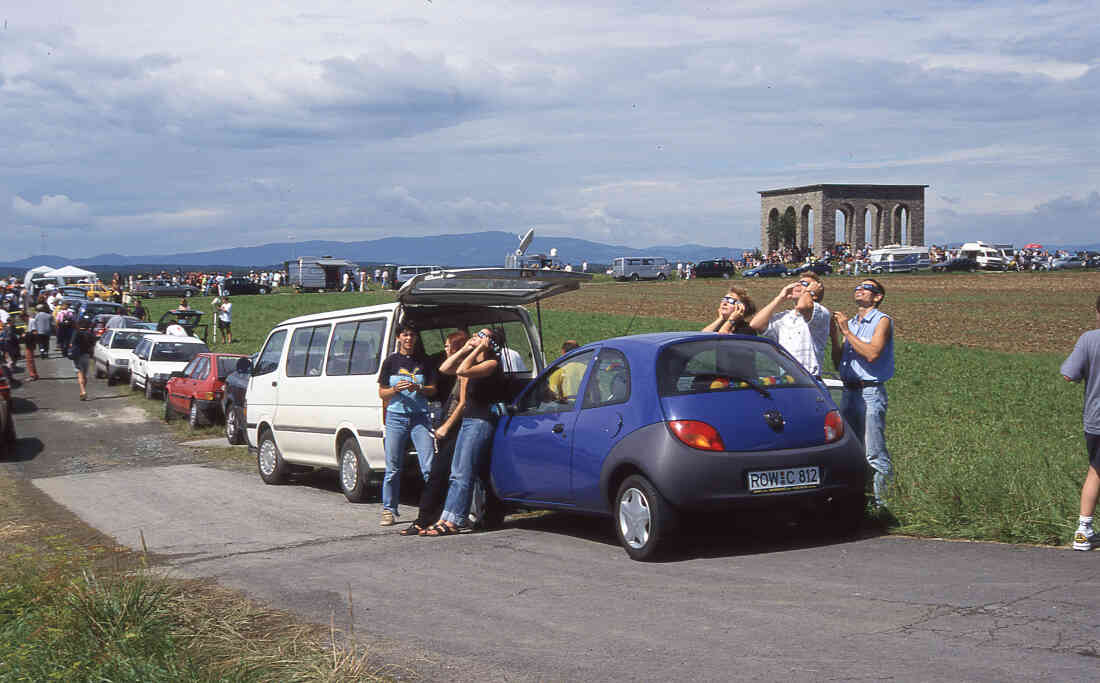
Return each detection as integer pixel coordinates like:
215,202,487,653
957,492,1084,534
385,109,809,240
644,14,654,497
614,474,675,561
225,406,242,444
618,486,651,550
188,400,200,429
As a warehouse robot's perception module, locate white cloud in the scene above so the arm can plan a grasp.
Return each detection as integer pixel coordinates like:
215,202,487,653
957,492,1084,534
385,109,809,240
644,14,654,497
12,194,91,227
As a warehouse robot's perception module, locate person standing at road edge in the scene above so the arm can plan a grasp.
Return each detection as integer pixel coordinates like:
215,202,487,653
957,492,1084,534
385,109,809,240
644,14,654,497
1061,294,1100,551
830,278,894,507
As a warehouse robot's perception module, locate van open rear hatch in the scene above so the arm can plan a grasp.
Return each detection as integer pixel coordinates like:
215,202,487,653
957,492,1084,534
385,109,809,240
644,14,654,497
397,268,590,306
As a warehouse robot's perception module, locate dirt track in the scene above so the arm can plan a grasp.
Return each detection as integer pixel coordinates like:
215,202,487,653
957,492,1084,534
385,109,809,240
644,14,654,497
543,271,1100,354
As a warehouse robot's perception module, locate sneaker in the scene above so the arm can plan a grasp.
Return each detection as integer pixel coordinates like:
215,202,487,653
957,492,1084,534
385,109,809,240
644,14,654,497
379,509,395,527
1073,527,1095,551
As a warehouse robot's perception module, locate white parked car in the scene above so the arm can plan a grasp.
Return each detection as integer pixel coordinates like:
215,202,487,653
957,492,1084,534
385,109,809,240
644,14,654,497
129,334,210,399
93,328,153,385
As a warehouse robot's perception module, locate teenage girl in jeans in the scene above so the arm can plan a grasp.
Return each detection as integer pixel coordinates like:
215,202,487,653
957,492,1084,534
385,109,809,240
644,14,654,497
425,328,506,536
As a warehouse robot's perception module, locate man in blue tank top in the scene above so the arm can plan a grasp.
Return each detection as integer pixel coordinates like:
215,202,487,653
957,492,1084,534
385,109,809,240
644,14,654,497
830,278,895,507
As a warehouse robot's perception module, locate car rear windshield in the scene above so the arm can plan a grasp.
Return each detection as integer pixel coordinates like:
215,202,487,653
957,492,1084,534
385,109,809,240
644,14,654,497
657,339,817,396
111,332,146,349
216,356,241,379
151,342,208,362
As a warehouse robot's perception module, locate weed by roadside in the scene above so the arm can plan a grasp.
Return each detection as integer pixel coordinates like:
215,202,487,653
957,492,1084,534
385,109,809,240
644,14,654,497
0,475,385,682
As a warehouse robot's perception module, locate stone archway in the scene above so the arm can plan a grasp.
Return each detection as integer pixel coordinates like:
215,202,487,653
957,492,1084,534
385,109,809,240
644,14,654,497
759,185,926,256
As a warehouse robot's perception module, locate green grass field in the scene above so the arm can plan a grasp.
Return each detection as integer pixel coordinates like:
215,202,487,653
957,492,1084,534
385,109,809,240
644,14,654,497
139,285,1091,546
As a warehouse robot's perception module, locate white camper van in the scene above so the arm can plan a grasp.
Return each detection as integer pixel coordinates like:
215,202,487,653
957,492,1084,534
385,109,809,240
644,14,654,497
612,257,670,281
244,267,590,502
868,245,931,273
958,242,1005,271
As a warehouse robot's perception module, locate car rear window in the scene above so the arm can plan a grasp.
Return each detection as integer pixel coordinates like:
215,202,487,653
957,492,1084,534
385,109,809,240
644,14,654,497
216,356,242,379
657,339,816,396
111,332,146,349
151,342,208,362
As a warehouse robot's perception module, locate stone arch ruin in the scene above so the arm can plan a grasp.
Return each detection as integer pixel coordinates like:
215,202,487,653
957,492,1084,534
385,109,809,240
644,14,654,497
758,184,926,256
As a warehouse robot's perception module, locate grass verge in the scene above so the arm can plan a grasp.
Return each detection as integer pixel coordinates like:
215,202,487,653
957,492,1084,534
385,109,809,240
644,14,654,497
0,475,384,682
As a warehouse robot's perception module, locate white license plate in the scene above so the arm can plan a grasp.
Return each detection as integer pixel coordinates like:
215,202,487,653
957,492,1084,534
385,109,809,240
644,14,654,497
747,466,821,493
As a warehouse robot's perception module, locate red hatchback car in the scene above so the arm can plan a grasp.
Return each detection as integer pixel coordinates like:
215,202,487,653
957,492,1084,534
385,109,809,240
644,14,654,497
163,352,248,428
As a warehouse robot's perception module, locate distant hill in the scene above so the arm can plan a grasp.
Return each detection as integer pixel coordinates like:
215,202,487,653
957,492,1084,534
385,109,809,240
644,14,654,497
0,231,747,271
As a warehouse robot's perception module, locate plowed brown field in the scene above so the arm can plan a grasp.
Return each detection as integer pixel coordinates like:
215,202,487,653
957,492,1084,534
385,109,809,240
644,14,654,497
542,271,1100,354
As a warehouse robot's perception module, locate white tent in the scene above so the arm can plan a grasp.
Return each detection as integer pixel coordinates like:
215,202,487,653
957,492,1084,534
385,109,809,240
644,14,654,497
23,265,56,290
43,265,98,279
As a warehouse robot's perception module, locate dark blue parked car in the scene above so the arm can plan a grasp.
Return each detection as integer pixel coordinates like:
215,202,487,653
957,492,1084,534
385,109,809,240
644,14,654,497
790,261,834,276
741,263,789,277
483,332,868,560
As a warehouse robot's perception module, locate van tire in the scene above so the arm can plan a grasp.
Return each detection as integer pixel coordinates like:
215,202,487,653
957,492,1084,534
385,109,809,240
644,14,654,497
631,273,640,281
338,437,369,502
257,429,288,484
657,273,666,281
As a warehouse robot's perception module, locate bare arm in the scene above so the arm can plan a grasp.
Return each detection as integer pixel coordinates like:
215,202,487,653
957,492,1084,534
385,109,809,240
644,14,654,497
435,377,468,439
750,285,794,332
457,341,501,379
830,316,845,369
836,314,892,363
438,342,475,375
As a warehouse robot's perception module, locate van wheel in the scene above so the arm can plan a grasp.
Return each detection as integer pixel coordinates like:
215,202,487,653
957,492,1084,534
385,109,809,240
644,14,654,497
257,429,288,484
630,273,640,281
657,273,666,281
614,475,676,561
338,437,368,502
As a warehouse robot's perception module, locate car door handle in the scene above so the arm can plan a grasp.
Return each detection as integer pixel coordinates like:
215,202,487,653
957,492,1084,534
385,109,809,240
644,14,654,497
552,423,564,434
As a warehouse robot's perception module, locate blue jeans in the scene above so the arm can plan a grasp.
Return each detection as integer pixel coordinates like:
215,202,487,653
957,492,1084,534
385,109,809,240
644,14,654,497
842,385,892,505
440,417,495,526
382,411,434,515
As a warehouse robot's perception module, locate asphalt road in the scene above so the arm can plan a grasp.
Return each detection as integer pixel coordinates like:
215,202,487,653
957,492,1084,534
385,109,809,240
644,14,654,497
4,353,1099,681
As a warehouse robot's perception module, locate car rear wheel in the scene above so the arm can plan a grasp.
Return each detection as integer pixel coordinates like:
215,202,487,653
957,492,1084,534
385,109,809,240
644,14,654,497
188,400,201,429
225,404,245,444
257,429,288,484
614,474,676,561
338,437,368,502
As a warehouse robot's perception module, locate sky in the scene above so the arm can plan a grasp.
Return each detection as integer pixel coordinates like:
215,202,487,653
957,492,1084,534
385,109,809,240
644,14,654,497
2,1,1098,260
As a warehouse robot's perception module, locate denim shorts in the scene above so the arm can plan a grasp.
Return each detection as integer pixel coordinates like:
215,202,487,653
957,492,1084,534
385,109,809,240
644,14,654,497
72,354,90,374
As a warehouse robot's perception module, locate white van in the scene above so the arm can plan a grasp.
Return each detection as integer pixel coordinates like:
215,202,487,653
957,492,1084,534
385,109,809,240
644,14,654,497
395,265,443,287
244,268,590,502
612,257,670,281
868,245,931,273
958,241,1005,270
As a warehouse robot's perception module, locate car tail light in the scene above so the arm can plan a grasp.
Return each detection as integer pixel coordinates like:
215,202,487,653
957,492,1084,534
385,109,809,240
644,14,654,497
668,420,725,452
824,410,844,442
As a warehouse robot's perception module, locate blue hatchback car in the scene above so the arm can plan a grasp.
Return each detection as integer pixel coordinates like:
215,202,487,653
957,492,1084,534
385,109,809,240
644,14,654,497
483,332,869,560
741,262,790,277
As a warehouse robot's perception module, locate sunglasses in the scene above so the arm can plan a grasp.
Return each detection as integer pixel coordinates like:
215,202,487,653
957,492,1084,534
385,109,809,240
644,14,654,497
797,280,812,287
854,283,881,294
721,296,741,305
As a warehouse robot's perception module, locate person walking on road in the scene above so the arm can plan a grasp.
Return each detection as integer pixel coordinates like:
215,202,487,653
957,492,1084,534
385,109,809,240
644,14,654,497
830,278,895,508
31,304,53,359
1061,294,1100,551
71,318,97,401
54,301,75,359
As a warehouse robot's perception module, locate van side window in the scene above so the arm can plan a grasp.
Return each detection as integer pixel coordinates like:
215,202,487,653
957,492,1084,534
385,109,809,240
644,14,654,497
326,319,384,376
254,330,287,376
287,325,331,377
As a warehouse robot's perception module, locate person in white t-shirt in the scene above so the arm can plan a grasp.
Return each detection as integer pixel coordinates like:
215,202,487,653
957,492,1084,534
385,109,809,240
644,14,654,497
218,296,233,343
749,272,830,377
